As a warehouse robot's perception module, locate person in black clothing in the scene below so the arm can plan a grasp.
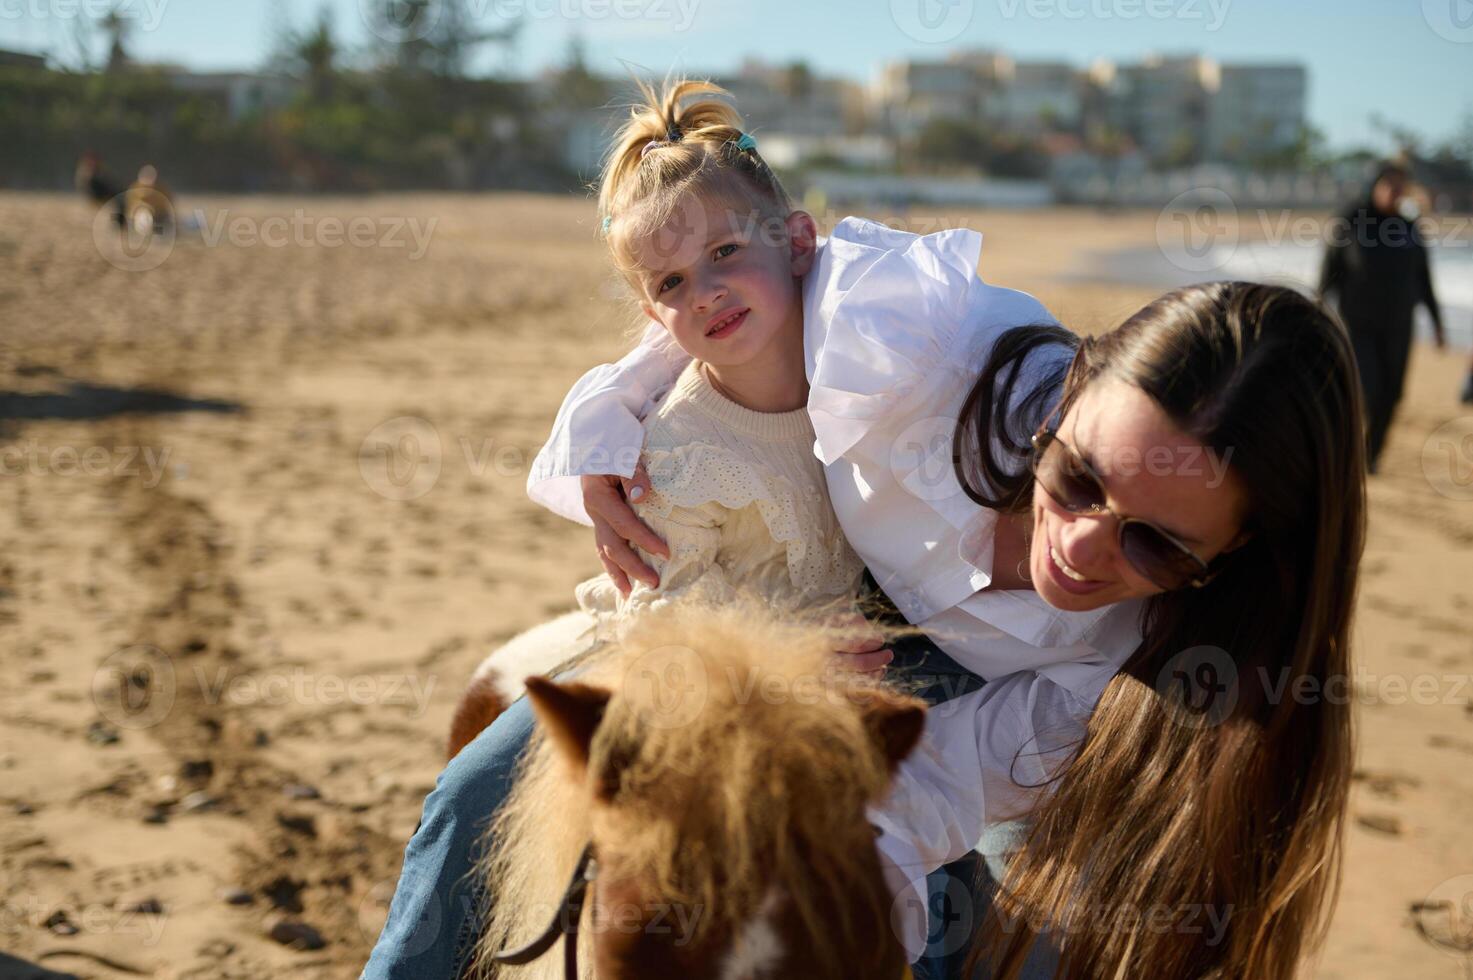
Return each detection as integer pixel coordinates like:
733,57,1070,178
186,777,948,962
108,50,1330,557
75,150,126,229
1319,163,1446,470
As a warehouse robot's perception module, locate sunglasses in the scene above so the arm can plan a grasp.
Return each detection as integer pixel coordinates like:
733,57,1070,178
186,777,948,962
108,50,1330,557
1029,430,1216,590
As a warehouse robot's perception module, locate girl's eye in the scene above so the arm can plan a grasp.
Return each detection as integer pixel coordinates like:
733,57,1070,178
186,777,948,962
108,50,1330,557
713,243,739,260
658,274,682,294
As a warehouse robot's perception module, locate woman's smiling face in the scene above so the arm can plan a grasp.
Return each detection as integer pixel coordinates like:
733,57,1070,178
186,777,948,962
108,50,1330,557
1029,378,1250,612
633,196,808,367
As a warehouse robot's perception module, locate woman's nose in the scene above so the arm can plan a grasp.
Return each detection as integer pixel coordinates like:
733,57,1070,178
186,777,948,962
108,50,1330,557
1056,515,1114,575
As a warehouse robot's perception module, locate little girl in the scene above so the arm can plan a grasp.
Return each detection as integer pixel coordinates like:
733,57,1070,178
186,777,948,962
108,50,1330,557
570,79,864,631
443,79,877,758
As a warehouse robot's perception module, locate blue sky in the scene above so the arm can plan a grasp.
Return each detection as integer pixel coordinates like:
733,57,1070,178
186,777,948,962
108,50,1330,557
3,0,1470,152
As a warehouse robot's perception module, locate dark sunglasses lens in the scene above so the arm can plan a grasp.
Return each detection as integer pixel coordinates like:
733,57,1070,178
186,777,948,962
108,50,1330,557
1119,522,1203,589
1035,437,1103,513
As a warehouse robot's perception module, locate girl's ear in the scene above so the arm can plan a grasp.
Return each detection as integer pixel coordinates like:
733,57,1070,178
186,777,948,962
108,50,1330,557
785,210,818,277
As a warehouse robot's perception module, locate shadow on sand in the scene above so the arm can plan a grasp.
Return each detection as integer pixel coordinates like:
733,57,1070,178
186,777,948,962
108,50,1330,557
0,379,243,425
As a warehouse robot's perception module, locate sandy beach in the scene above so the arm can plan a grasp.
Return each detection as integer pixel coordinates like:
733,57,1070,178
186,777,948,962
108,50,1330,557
1,192,1470,979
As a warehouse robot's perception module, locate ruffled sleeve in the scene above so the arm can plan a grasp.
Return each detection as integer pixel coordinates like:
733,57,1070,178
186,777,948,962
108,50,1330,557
806,218,985,466
527,322,692,525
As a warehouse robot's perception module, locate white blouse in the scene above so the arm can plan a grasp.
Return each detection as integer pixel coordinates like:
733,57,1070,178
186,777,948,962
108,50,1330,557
527,216,1146,961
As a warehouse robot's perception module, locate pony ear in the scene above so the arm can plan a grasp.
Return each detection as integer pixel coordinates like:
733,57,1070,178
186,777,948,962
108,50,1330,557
860,690,927,773
525,676,612,773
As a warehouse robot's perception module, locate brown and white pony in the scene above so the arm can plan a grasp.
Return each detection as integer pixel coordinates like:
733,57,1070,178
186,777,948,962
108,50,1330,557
447,610,596,760
462,601,926,980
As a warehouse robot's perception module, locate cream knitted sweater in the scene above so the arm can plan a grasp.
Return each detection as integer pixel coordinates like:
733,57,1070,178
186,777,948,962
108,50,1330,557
575,361,864,627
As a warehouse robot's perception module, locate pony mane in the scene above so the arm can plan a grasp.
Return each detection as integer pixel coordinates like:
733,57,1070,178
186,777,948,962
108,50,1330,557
468,599,904,979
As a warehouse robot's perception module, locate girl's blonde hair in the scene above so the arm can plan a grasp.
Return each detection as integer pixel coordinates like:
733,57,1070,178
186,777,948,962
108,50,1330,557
597,76,794,284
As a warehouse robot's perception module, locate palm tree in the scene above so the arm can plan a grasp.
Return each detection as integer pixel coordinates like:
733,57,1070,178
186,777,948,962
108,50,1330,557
99,4,132,72
292,6,338,100
369,0,519,78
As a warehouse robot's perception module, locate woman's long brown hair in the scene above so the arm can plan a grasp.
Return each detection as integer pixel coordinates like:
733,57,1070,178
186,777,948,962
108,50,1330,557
955,282,1366,979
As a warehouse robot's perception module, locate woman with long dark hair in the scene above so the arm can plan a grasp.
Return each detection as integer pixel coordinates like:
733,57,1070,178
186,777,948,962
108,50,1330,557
952,283,1364,978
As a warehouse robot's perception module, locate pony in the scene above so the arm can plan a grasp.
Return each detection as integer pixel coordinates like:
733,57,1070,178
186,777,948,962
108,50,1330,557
462,600,927,979
447,610,595,761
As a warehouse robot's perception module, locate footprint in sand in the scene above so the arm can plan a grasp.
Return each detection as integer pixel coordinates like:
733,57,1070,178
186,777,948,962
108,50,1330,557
1410,873,1473,970
1352,769,1422,801
1428,734,1473,755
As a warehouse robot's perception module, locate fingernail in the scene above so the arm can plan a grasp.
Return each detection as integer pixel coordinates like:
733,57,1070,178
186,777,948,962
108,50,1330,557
628,486,644,501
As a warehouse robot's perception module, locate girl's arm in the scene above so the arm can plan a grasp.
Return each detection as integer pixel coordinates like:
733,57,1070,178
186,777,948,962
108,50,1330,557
869,670,1098,963
527,322,692,524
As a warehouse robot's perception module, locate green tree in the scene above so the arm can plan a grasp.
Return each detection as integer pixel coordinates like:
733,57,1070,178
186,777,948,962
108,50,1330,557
278,4,339,101
914,118,988,172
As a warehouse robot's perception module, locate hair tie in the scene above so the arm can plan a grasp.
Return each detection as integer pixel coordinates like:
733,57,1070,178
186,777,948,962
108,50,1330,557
640,124,686,160
601,215,612,235
732,132,757,152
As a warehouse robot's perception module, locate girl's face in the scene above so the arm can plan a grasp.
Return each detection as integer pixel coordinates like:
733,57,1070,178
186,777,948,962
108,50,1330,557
1029,378,1250,612
633,196,815,368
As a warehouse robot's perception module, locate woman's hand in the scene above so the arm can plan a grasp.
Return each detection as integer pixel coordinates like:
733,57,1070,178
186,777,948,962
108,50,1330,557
829,613,894,679
582,465,668,596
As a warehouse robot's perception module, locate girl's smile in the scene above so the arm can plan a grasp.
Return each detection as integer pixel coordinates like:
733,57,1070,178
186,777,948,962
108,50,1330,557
704,307,748,339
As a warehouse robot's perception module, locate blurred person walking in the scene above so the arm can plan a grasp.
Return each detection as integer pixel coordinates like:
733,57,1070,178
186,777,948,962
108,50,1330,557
124,164,175,236
74,150,125,228
1320,162,1446,470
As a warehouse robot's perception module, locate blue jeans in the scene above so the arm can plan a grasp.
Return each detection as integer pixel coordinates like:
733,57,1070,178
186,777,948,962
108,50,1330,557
362,693,536,978
362,632,1057,979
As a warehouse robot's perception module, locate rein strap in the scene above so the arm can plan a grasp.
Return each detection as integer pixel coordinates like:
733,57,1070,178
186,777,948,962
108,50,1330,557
491,842,597,978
